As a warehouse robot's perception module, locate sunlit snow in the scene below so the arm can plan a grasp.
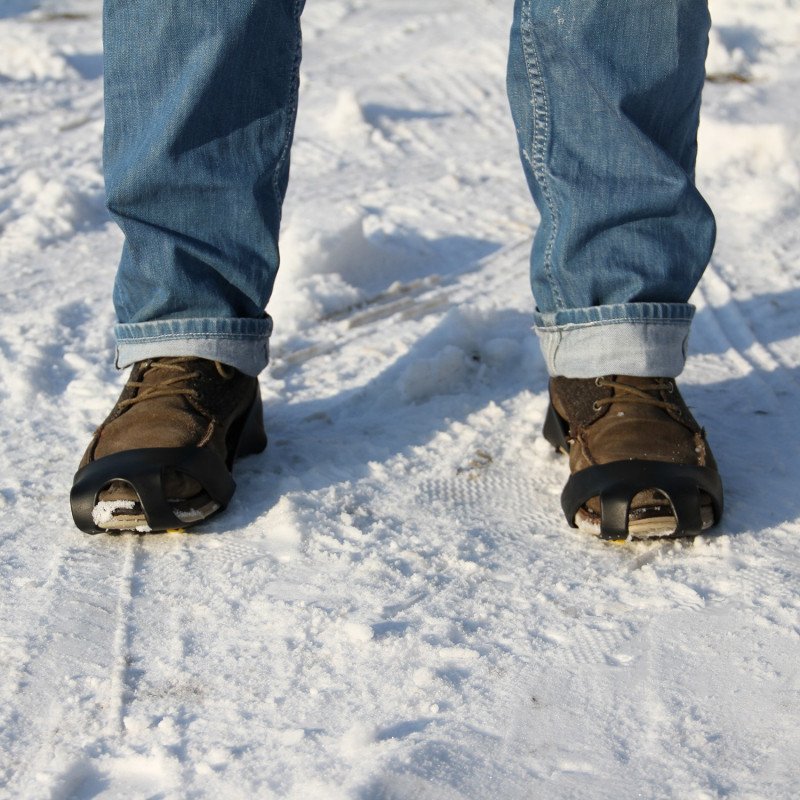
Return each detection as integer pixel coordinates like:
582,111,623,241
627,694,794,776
1,0,799,797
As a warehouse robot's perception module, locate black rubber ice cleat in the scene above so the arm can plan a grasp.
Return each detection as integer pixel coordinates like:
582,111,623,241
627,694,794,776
71,357,268,534
542,391,723,541
559,459,724,541
70,447,236,533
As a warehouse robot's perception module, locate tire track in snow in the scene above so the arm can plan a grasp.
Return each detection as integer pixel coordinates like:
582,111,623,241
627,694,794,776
0,535,138,795
106,535,139,736
697,264,800,402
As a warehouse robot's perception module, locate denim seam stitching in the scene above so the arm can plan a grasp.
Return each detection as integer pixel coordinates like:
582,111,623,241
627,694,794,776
116,332,268,341
272,0,304,215
537,317,693,331
519,0,564,311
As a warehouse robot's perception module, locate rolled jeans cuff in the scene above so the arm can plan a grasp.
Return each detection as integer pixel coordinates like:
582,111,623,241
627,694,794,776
534,302,695,378
115,317,272,377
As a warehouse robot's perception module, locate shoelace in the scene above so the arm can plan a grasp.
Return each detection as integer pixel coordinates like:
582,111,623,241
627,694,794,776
591,377,681,415
119,357,233,410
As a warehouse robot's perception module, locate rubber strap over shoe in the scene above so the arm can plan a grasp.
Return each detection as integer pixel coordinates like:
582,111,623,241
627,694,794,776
543,399,571,452
70,447,236,533
561,460,724,540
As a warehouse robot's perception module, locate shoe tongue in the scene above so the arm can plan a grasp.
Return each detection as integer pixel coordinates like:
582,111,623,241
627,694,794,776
125,360,204,415
145,356,195,369
138,357,196,385
611,376,664,395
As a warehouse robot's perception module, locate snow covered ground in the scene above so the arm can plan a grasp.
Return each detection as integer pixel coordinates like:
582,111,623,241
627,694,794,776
1,0,800,796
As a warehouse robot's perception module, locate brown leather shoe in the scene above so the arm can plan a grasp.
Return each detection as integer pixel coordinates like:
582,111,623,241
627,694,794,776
543,376,723,540
71,357,267,533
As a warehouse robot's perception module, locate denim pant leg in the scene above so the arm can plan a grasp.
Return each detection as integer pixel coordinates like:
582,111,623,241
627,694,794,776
104,0,305,376
507,0,715,378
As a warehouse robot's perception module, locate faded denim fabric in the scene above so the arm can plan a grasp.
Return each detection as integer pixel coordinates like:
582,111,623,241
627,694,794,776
507,0,715,376
106,0,713,379
105,0,305,376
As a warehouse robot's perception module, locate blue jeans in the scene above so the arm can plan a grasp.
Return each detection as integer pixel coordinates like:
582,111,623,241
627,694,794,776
507,0,714,377
106,0,714,379
105,0,305,376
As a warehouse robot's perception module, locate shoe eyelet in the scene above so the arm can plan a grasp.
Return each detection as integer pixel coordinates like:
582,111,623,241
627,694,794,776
592,400,602,412
594,376,604,387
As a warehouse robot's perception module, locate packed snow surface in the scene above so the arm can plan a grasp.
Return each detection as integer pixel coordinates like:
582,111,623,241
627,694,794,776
2,1,800,797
